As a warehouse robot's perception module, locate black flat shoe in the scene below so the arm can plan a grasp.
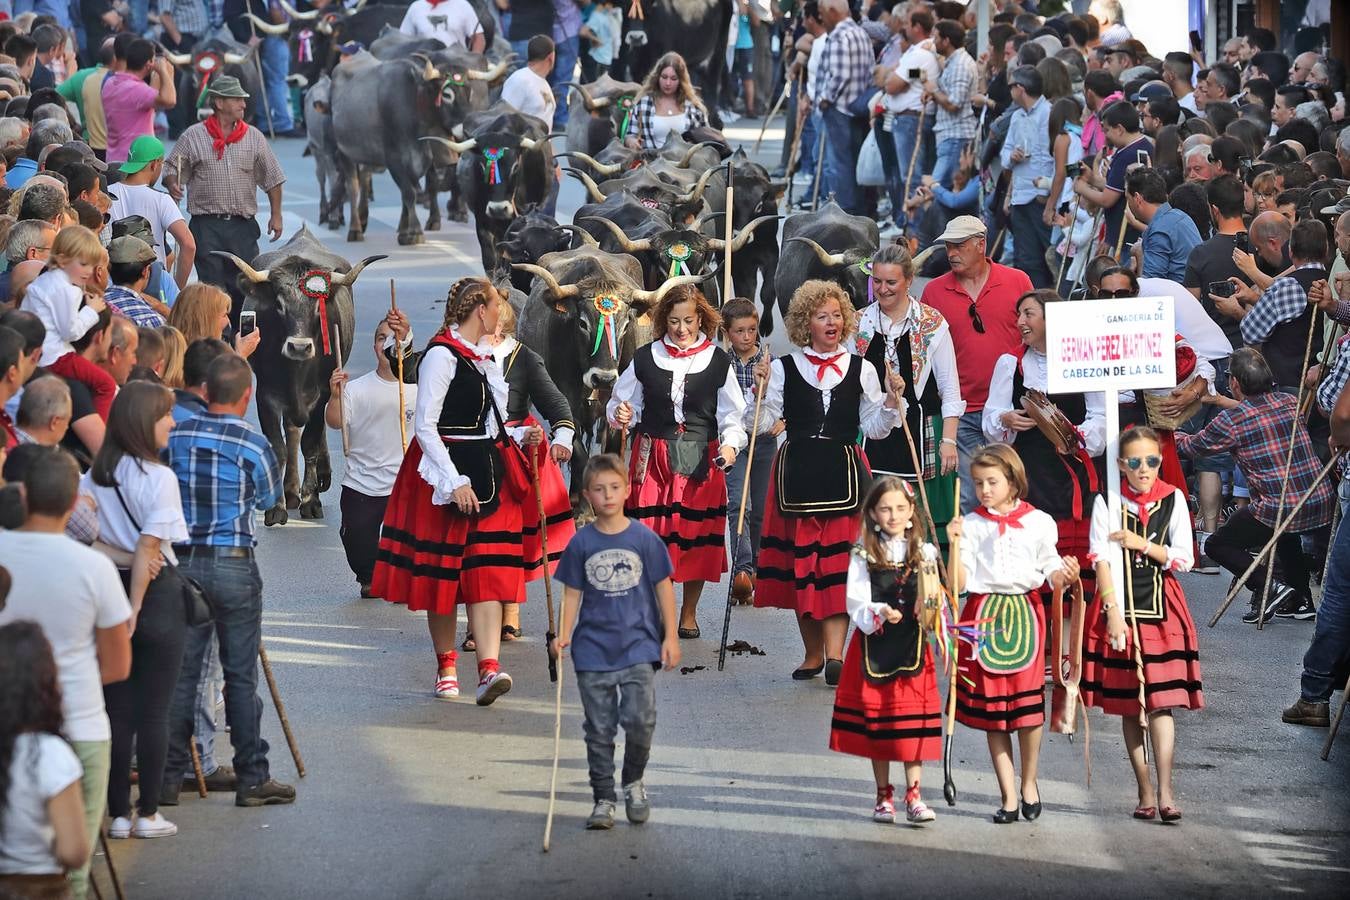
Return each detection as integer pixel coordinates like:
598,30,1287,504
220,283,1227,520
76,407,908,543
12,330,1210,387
792,664,824,680
992,807,1020,824
1021,799,1042,821
677,626,701,639
824,658,844,686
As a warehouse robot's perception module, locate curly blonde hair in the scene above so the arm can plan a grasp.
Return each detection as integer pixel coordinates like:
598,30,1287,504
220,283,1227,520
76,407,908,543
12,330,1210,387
651,284,720,341
442,277,500,328
636,51,707,115
783,279,857,348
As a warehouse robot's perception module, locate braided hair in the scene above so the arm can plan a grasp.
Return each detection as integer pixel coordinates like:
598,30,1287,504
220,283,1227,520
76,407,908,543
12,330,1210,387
442,277,499,329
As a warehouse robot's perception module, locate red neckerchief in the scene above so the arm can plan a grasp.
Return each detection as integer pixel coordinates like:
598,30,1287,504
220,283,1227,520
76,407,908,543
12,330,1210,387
662,337,712,359
973,500,1033,535
1121,478,1173,531
204,115,248,160
803,351,845,381
432,330,491,363
425,0,449,5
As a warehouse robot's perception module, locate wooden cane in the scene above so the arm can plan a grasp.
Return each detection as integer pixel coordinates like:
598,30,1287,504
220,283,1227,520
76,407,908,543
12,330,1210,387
259,641,306,777
1256,310,1321,630
717,362,769,671
1322,683,1350,760
889,364,950,584
1210,452,1342,626
941,480,961,806
755,78,791,151
900,107,926,237
783,73,807,206
810,126,827,212
99,828,125,900
530,451,560,683
1122,505,1149,746
542,644,565,851
391,279,407,452
189,739,208,798
246,15,277,141
332,322,350,456
723,157,735,303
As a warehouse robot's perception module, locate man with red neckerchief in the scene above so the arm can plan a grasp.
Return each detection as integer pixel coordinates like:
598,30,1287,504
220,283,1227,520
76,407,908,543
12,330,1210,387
162,75,285,321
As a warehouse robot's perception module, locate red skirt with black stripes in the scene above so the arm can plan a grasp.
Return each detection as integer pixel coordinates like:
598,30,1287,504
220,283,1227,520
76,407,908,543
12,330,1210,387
370,441,531,615
1081,574,1204,716
829,633,942,761
512,416,576,584
626,433,728,583
754,460,859,619
955,592,1047,732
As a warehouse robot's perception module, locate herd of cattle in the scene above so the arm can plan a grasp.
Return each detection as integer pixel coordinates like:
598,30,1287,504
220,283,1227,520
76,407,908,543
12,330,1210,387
198,1,894,522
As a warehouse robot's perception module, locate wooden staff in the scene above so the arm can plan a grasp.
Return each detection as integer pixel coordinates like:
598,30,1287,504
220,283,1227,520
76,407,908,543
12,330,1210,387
391,279,407,452
941,480,961,806
99,829,125,900
530,451,559,683
542,642,564,851
754,78,791,151
900,107,926,238
723,157,735,303
1210,452,1342,626
1122,505,1149,745
332,322,350,456
189,740,208,797
783,73,807,207
1322,685,1349,761
259,641,306,777
717,360,769,672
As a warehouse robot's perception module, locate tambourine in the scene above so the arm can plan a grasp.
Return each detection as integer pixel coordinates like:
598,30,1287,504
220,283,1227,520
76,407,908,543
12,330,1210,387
916,548,943,633
1020,389,1083,456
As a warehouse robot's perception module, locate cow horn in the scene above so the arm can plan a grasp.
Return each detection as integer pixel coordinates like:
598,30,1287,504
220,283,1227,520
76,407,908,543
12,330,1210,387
911,244,939,270
708,215,781,254
212,252,270,284
787,237,847,269
466,59,510,82
678,166,717,204
563,82,608,110
677,140,721,168
410,53,441,82
163,50,192,66
223,52,248,65
330,255,388,288
559,224,600,247
563,168,608,203
557,151,622,177
579,216,651,254
631,274,707,306
692,209,724,232
519,137,537,150
351,0,367,12
513,264,580,300
277,0,319,20
421,135,477,154
286,73,309,88
245,13,289,35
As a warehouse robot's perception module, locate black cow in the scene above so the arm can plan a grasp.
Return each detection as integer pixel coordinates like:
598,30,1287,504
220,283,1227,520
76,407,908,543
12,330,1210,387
216,227,385,526
495,208,593,292
562,74,643,157
272,1,408,84
303,75,344,229
774,200,880,318
164,32,262,136
726,150,785,334
567,164,716,226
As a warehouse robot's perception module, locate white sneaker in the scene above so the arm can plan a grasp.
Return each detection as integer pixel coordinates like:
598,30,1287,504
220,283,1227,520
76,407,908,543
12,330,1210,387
108,816,132,839
132,812,178,839
475,670,513,706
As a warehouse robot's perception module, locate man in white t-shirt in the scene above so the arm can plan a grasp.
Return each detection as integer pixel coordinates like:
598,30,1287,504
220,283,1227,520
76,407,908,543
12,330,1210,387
110,136,195,292
0,445,131,900
326,316,417,597
400,0,485,53
500,35,557,130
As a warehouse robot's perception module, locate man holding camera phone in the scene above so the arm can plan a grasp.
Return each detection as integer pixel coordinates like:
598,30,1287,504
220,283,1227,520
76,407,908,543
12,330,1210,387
101,38,177,165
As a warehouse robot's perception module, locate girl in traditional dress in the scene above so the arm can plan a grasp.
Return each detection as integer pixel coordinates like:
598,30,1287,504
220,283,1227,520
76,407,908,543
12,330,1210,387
371,277,544,706
830,476,954,825
854,242,964,541
753,280,906,685
608,285,747,638
954,443,1079,823
1083,427,1204,823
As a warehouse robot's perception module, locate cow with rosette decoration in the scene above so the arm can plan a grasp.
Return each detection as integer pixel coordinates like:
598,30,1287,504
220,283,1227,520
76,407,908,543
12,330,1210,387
215,227,385,525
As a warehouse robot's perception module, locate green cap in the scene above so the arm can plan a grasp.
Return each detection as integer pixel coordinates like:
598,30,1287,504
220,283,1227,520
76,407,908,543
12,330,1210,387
119,135,165,174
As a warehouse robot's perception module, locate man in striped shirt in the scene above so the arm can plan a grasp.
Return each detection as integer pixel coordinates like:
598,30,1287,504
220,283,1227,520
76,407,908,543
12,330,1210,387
813,0,874,215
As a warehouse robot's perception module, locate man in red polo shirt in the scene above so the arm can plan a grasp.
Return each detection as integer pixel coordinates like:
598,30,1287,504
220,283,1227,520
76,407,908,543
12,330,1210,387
920,215,1032,512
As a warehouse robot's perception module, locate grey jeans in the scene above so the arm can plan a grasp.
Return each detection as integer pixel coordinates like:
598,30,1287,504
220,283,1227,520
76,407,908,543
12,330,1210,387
575,662,657,802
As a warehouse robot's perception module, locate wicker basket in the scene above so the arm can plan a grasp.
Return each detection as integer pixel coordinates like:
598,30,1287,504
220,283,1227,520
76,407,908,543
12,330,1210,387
1143,379,1203,430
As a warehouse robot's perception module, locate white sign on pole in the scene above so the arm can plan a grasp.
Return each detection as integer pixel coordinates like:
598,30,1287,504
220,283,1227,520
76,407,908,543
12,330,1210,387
1044,296,1177,394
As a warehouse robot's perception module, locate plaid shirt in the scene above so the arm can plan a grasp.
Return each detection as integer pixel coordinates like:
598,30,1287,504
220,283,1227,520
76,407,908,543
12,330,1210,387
167,411,282,548
1239,263,1327,347
168,0,211,37
815,17,874,109
728,345,773,434
1317,335,1350,415
630,95,710,150
934,47,978,141
105,286,166,328
1175,391,1332,531
164,118,285,217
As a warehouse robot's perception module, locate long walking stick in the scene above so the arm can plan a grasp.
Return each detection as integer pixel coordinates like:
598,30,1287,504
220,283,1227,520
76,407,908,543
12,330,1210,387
99,829,125,900
755,78,791,151
1122,505,1149,748
1256,311,1321,629
1210,452,1341,626
900,107,926,238
810,126,827,211
332,322,350,456
188,739,208,797
391,279,407,452
942,480,961,806
1322,685,1349,760
783,73,807,206
718,365,769,671
723,157,735,303
542,646,564,851
259,641,306,777
530,451,559,683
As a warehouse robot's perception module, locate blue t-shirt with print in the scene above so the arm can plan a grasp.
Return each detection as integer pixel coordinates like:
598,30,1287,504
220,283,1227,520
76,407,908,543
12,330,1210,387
555,519,673,672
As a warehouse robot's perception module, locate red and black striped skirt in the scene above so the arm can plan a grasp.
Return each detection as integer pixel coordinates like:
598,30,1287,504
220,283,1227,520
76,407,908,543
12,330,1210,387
829,632,942,761
513,416,576,585
626,433,728,583
370,441,529,616
955,592,1047,732
754,462,858,619
1081,574,1204,716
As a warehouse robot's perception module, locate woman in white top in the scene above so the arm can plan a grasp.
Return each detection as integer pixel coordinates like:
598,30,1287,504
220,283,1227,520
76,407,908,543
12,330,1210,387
625,51,712,151
0,622,91,892
83,381,189,841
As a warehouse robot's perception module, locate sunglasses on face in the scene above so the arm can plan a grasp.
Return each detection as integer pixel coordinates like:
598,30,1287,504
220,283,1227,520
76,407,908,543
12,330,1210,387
1097,288,1136,299
967,302,985,334
1122,455,1162,470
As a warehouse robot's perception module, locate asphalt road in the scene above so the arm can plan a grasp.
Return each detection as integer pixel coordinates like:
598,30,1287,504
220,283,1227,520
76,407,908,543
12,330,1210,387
98,118,1350,900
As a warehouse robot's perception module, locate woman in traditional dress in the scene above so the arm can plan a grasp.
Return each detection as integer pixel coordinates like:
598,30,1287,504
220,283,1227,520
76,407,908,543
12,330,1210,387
371,277,543,706
608,284,747,638
753,280,906,685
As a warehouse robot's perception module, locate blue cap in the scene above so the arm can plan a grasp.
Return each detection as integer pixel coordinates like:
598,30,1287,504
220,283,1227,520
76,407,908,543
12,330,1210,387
1130,81,1172,103
339,41,364,55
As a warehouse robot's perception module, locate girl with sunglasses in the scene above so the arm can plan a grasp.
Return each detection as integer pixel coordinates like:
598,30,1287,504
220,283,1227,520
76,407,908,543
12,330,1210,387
1083,426,1204,823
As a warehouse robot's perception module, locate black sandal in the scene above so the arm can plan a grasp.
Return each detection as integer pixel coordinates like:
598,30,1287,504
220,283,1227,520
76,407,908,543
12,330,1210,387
461,633,476,652
677,626,701,639
501,626,521,641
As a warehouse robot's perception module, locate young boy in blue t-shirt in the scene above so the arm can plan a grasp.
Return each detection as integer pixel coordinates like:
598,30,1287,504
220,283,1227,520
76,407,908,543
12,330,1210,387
554,453,679,831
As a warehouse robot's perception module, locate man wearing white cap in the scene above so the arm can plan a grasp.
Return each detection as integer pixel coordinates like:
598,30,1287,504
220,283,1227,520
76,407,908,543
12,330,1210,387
920,215,1033,512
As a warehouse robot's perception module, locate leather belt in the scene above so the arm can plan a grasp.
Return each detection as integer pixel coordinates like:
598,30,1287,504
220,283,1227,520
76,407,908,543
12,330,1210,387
177,545,254,559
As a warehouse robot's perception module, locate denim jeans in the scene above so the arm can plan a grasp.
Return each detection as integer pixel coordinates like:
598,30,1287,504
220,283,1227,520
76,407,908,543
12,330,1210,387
875,116,900,211
128,0,149,36
164,554,271,788
1010,201,1054,288
889,113,922,229
549,36,581,128
955,409,986,515
821,106,866,215
67,740,110,900
575,662,657,802
510,39,531,68
726,435,777,573
1302,516,1350,702
192,635,223,775
798,108,820,179
257,36,294,132
932,136,968,190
